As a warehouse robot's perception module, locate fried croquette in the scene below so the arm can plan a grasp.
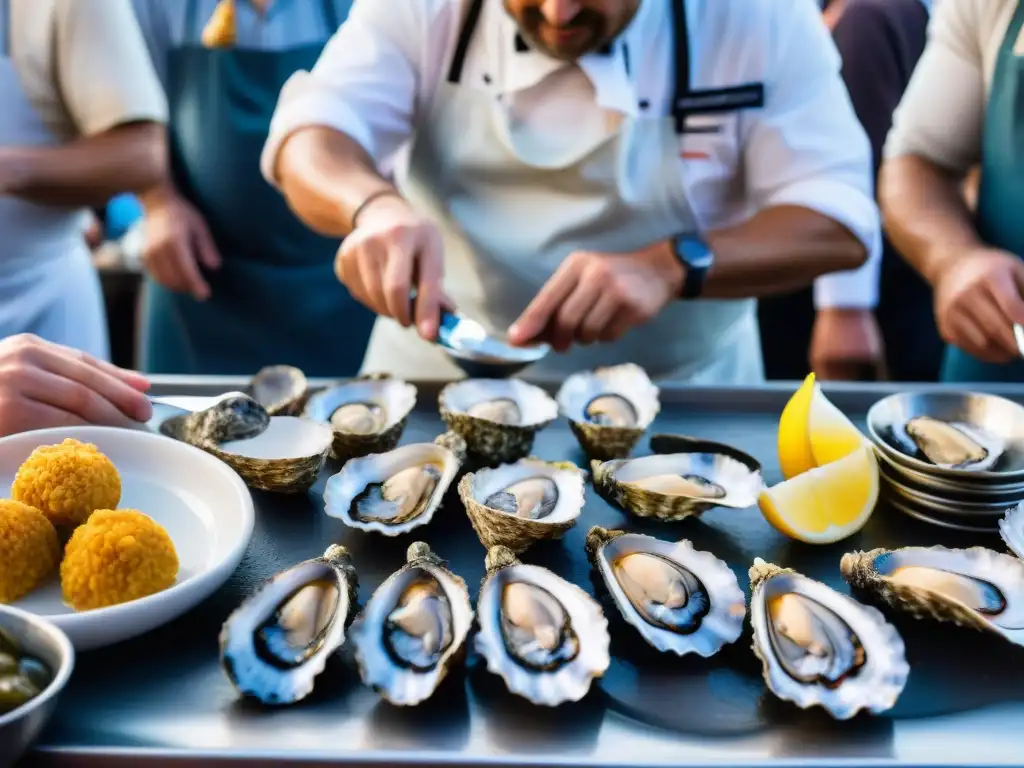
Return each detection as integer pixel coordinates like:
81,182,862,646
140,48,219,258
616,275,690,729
12,438,121,529
0,500,60,603
60,509,179,611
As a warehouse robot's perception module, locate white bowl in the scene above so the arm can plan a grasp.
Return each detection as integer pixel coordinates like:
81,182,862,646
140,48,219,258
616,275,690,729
0,426,255,651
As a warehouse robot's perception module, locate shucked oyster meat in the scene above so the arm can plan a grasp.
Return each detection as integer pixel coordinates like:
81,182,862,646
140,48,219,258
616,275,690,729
220,545,359,706
459,459,584,554
586,527,745,656
896,415,1004,472
749,559,908,719
349,542,473,706
323,432,467,536
841,545,1024,648
475,546,609,706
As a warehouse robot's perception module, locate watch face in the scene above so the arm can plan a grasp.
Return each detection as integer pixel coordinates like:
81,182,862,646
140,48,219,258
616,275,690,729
678,237,714,268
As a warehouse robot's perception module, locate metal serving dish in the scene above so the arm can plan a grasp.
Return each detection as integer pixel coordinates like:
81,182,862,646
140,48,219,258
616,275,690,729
885,492,999,534
881,472,1019,518
876,452,1024,503
866,391,1024,483
435,309,550,378
0,605,75,767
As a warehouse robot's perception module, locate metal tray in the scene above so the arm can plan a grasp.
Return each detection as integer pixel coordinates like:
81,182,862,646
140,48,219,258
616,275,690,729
26,379,1024,768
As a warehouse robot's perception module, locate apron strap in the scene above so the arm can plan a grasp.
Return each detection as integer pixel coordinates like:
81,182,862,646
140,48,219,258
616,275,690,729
446,0,484,83
184,0,202,44
671,0,691,133
320,0,339,33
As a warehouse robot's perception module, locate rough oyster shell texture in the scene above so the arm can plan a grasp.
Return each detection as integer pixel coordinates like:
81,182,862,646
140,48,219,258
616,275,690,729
749,558,908,720
303,375,417,462
840,545,1024,648
999,502,1024,561
585,527,745,656
348,542,473,706
438,378,558,465
556,363,660,460
219,545,359,706
458,458,584,554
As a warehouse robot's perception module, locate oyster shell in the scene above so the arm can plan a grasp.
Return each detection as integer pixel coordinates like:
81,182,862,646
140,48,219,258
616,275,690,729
219,545,359,706
322,432,467,536
250,365,308,416
438,379,558,465
556,364,660,460
749,558,908,719
169,394,333,493
474,545,610,706
591,450,762,522
458,459,584,554
348,542,473,706
840,546,1024,648
585,527,745,656
894,415,1003,472
303,375,417,462
999,502,1024,561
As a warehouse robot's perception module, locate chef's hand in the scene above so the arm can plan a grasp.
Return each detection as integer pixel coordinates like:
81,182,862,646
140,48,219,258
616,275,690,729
810,308,885,381
140,189,221,301
0,334,153,437
507,241,685,352
932,247,1024,363
335,193,451,341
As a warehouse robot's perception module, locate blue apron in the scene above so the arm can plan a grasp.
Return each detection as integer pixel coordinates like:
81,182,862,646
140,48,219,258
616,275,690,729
140,0,375,376
940,1,1024,382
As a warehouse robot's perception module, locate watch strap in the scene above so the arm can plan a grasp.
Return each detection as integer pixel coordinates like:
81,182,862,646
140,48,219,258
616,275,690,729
674,235,713,299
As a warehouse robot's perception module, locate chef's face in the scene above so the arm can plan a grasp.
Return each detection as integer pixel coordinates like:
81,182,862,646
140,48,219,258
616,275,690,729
505,0,639,60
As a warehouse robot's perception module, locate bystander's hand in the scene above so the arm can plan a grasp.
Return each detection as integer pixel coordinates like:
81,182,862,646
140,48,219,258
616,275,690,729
810,308,885,381
140,188,222,301
0,334,152,437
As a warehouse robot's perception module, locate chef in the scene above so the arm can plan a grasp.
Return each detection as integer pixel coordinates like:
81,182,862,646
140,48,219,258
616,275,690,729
0,0,167,360
880,0,1024,382
129,0,376,376
261,0,881,383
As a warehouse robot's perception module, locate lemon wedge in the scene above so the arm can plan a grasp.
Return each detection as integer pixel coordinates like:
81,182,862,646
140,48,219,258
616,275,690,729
778,373,868,478
777,374,817,479
758,444,879,544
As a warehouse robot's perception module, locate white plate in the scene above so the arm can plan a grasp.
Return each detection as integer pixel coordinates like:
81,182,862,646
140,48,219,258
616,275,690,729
0,426,254,651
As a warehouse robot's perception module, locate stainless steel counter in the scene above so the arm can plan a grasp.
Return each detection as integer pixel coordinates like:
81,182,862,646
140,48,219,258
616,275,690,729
25,379,1024,767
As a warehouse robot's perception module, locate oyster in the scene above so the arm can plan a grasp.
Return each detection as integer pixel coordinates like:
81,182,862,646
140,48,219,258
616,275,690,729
841,546,1024,648
169,394,333,493
749,558,908,719
322,432,467,536
585,527,745,656
999,502,1024,561
896,415,1003,472
219,545,359,705
458,459,584,554
556,364,660,460
438,379,558,465
348,542,473,706
474,545,610,706
591,450,762,521
303,375,417,462
250,365,308,416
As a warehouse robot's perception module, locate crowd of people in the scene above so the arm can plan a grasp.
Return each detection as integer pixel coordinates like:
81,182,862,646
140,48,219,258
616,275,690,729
0,0,1022,437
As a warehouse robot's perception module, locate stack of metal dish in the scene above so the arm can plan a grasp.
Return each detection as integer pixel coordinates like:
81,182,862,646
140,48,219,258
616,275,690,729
865,391,1024,532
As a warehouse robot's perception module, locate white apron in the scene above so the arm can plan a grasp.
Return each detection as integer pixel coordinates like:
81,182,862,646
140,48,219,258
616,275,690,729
0,1,109,359
360,0,763,384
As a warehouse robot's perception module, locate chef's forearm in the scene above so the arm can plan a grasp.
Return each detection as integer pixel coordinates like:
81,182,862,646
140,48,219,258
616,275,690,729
878,155,982,285
700,205,867,298
275,127,397,237
0,122,165,207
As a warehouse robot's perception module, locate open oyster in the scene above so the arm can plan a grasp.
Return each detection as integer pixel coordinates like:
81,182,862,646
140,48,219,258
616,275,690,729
999,502,1024,561
458,459,584,554
749,558,908,719
438,379,558,465
556,364,660,460
585,527,745,656
170,394,333,493
895,415,1003,472
250,365,308,416
219,545,359,706
322,432,467,536
841,546,1024,648
303,375,417,462
474,545,610,706
348,542,473,706
591,450,762,522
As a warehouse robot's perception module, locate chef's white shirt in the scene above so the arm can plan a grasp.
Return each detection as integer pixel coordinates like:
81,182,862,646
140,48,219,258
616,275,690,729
262,0,881,309
885,0,1015,175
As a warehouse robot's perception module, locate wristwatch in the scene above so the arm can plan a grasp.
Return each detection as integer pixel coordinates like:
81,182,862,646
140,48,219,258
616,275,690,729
673,234,714,299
